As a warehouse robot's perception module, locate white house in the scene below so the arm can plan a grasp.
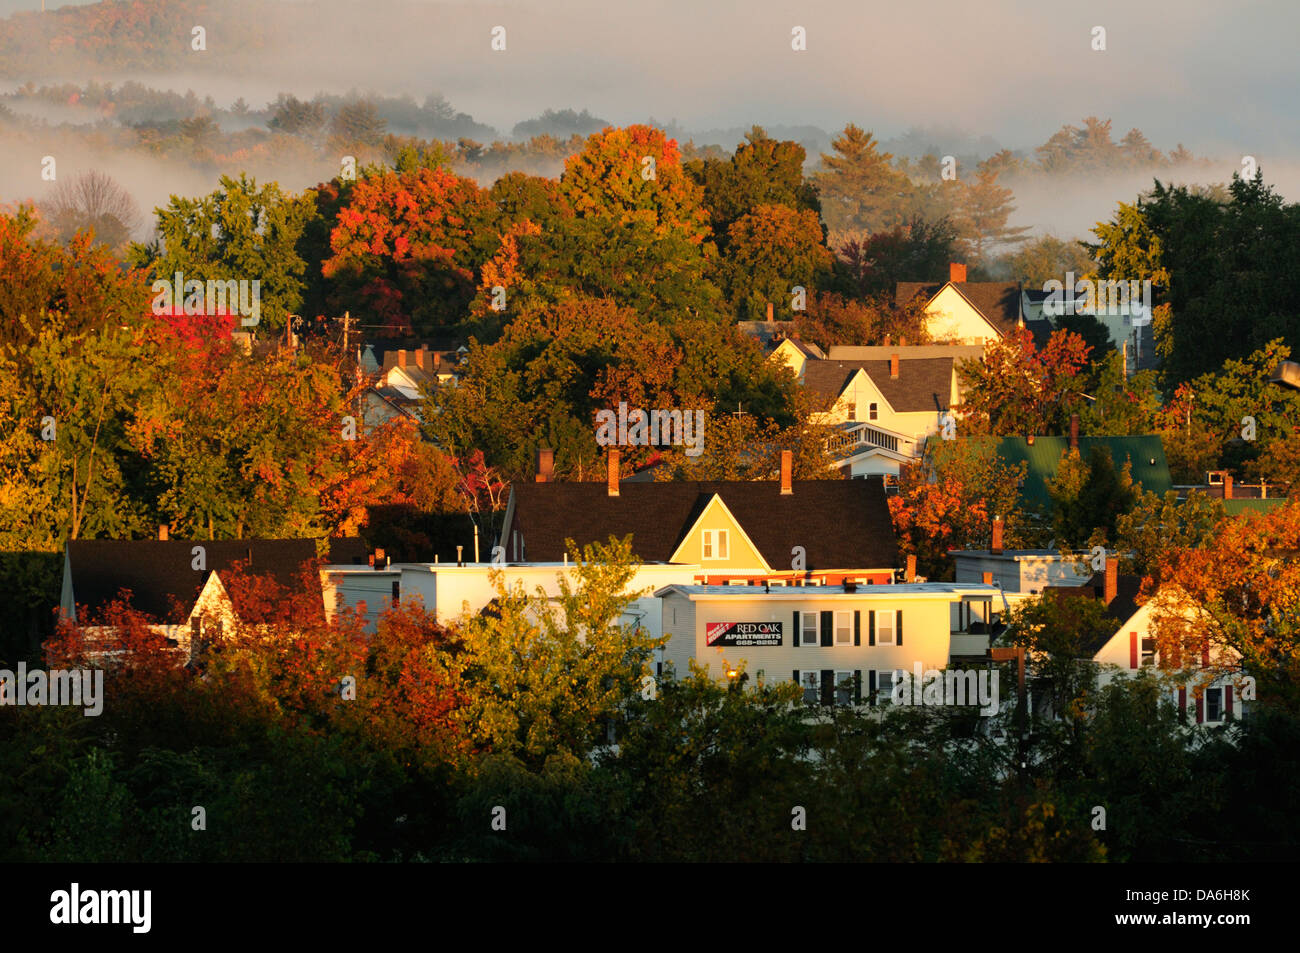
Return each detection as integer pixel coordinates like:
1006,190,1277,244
801,351,962,477
655,582,1001,706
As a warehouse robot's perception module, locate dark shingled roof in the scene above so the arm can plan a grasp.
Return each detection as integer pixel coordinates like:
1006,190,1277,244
65,538,367,623
801,357,954,412
1047,570,1143,657
895,281,1025,337
506,478,899,570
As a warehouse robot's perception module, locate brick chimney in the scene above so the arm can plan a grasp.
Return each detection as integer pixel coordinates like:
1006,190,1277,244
1223,474,1233,500
982,571,994,585
766,301,774,323
607,449,620,497
950,262,967,283
158,523,169,541
905,555,916,583
883,333,891,347
397,349,407,369
415,345,427,370
890,353,900,379
899,335,907,347
535,447,554,483
1069,413,1080,450
1104,556,1118,605
780,449,793,495
991,516,1004,555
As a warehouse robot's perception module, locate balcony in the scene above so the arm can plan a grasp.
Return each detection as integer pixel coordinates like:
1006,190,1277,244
827,421,916,459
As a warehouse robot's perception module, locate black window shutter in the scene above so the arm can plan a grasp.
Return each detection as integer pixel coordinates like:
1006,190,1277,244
868,670,877,705
793,610,800,646
793,669,800,686
853,670,862,705
820,669,834,706
896,609,903,646
820,610,833,647
854,610,861,646
868,610,876,646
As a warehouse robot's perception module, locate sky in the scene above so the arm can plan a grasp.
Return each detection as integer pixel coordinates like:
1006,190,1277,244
0,0,1296,160
3,0,1298,240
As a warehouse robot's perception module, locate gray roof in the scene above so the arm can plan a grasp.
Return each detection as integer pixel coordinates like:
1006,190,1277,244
895,280,1025,337
802,357,954,412
506,478,900,570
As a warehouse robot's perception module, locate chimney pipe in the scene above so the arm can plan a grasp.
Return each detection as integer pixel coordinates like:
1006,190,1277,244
535,447,554,483
1070,414,1079,450
607,449,620,497
1223,474,1233,500
1027,433,1035,445
950,262,967,283
883,333,891,347
1104,556,1118,604
780,450,793,495
890,353,900,379
991,517,1004,555
158,523,169,541
456,545,463,567
905,555,916,583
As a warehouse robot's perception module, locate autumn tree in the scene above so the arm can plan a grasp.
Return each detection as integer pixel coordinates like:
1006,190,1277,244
888,438,1035,580
322,166,495,335
1149,500,1300,715
474,125,724,323
722,204,834,322
1112,489,1224,586
834,217,959,297
954,326,1092,436
791,291,930,351
0,205,150,351
685,126,821,247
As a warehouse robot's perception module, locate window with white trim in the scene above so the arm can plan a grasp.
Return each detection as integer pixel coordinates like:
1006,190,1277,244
835,671,855,706
834,610,852,645
801,612,818,646
801,671,820,705
702,529,729,560
877,669,895,705
1205,687,1223,722
869,402,878,421
877,610,895,644
1141,636,1156,667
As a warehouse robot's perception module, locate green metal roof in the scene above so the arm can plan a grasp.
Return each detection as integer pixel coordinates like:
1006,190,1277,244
970,436,1173,510
1223,498,1290,516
